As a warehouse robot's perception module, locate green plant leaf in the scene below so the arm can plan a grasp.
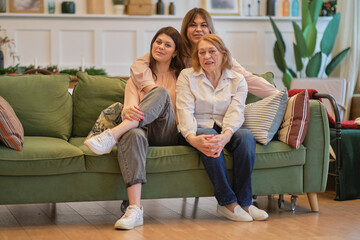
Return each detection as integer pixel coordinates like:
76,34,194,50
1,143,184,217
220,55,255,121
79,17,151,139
320,13,341,56
292,21,307,57
274,41,287,72
303,23,317,57
282,69,293,89
302,0,312,30
288,68,298,78
269,17,286,54
309,0,323,24
325,47,351,76
306,52,322,77
293,43,303,72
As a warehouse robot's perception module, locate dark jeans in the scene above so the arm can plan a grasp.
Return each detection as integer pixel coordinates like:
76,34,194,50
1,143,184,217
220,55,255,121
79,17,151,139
180,126,255,207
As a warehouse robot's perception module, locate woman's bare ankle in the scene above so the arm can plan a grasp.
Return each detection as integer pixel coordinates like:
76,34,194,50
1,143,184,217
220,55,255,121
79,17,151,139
225,202,239,212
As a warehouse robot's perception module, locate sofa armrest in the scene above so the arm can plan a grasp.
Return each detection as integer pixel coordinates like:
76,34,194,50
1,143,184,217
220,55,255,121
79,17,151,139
302,100,330,193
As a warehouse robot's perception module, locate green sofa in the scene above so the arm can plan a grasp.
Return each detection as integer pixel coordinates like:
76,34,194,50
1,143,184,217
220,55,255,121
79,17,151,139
0,72,329,212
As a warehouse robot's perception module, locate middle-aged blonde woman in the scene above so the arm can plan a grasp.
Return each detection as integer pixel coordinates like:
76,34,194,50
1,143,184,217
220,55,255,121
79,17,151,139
176,34,269,222
130,7,279,98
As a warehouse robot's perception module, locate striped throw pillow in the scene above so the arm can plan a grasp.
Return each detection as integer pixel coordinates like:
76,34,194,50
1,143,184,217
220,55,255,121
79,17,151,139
243,89,288,145
0,96,24,151
278,90,309,149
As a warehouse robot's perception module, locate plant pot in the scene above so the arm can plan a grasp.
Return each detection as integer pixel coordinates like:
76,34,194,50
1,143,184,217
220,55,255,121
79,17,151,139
114,4,125,15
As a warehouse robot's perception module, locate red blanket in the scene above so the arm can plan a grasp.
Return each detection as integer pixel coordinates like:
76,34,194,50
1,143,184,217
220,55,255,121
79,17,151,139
288,89,360,129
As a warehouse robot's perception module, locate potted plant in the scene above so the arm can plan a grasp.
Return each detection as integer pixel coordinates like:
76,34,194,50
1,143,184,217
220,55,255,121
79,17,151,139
0,25,19,69
269,0,350,89
113,0,125,15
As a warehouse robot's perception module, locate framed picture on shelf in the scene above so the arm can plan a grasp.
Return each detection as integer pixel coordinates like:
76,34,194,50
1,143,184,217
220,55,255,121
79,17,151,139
9,0,44,13
203,0,240,15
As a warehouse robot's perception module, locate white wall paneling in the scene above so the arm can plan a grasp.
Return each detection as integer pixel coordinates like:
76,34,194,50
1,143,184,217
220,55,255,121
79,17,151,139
0,14,330,88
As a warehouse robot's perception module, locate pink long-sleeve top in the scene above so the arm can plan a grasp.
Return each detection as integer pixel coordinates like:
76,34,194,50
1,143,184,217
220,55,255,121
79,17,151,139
130,52,279,99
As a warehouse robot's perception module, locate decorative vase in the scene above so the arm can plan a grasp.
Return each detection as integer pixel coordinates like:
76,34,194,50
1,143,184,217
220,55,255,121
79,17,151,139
114,4,124,15
291,0,299,16
156,0,164,15
0,50,4,69
168,2,175,15
61,1,75,14
48,0,55,13
266,0,276,16
282,0,289,16
0,0,6,13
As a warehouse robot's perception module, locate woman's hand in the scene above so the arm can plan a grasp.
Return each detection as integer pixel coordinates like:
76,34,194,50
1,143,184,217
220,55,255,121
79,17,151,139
121,105,144,121
186,134,216,157
210,131,233,157
186,130,233,158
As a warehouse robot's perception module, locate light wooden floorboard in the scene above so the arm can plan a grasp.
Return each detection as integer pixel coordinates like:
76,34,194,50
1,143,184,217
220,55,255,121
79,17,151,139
0,192,359,240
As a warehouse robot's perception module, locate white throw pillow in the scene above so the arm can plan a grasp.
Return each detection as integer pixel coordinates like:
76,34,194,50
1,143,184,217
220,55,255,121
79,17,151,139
243,89,288,145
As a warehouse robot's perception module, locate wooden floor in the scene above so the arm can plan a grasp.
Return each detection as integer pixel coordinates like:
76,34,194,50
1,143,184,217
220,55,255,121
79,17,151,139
0,191,359,240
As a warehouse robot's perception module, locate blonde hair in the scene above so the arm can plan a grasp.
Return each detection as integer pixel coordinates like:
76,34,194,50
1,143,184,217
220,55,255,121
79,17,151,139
192,34,232,72
180,8,215,58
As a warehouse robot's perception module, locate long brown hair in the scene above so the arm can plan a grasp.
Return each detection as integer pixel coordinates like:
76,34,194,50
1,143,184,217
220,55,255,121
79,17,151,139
149,26,185,80
180,8,215,58
192,34,232,72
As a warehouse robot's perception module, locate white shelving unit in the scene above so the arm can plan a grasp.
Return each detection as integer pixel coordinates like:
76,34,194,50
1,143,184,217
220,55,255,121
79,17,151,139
0,13,330,88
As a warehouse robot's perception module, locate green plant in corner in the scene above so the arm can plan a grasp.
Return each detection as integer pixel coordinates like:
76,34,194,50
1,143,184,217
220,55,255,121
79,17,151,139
269,0,350,89
0,25,20,68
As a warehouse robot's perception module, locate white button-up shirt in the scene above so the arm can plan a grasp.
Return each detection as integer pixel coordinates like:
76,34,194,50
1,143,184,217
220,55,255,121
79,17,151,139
176,67,248,138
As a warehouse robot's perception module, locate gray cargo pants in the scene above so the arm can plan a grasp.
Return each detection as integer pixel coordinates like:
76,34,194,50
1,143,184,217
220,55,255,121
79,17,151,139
116,87,178,187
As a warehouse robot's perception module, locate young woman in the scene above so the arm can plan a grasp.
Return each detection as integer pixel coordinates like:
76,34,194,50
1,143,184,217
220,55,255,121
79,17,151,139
84,27,185,230
176,34,268,222
130,8,279,98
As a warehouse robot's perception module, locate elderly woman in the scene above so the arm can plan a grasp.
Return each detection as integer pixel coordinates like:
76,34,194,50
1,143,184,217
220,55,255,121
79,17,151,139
176,34,268,222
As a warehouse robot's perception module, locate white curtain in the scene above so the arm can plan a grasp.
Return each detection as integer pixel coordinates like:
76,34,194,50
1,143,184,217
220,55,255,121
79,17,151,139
333,0,360,120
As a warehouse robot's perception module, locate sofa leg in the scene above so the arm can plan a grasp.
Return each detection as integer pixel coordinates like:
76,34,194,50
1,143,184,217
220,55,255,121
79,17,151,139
307,192,319,212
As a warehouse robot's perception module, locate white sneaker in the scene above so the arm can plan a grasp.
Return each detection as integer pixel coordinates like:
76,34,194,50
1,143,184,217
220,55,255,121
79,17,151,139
248,205,269,221
114,205,144,230
216,204,253,222
84,129,116,155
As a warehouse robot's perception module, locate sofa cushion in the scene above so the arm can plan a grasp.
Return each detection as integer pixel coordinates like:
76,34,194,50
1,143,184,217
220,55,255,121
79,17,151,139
0,74,72,140
69,137,200,174
278,90,310,149
223,140,306,170
246,72,276,104
0,136,85,176
72,72,127,137
70,137,305,175
0,96,24,151
243,89,288,145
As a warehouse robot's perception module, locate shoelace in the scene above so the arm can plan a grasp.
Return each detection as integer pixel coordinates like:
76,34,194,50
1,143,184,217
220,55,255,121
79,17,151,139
95,131,113,147
123,206,140,219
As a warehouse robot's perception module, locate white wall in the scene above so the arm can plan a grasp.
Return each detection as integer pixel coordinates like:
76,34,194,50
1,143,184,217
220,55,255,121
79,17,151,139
0,1,329,89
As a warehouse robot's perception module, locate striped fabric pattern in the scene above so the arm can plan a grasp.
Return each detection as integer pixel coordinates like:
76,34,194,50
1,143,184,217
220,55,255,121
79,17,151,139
243,89,288,145
0,96,24,151
278,90,309,149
